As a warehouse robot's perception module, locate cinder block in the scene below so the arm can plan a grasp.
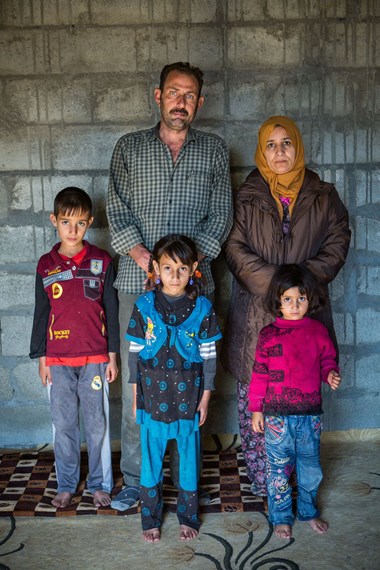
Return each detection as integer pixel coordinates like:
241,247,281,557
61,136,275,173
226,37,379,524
227,25,301,68
198,80,225,120
93,175,109,228
13,362,47,401
52,126,122,171
0,31,36,75
149,27,189,71
229,79,266,119
354,216,366,250
357,309,380,344
91,0,150,24
0,366,13,401
10,176,32,211
86,227,114,255
324,74,353,116
0,126,50,171
0,179,8,220
356,355,380,393
0,405,51,448
358,266,380,296
367,218,380,253
52,29,137,74
227,0,273,21
225,122,260,168
0,0,89,26
0,226,35,263
0,273,35,310
183,0,218,24
152,0,180,23
324,23,351,67
93,80,151,122
1,316,33,357
326,0,346,18
333,312,354,346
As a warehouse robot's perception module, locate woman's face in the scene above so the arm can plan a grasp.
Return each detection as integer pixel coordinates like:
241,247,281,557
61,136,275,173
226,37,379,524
264,126,296,174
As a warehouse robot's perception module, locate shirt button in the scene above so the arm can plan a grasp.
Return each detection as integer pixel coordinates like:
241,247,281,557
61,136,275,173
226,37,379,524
72,266,76,270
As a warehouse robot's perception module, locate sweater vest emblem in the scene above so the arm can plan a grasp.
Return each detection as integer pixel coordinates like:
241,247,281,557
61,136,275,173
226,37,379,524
90,259,103,275
52,283,63,299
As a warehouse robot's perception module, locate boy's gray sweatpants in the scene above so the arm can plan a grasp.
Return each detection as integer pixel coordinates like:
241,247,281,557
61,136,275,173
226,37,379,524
49,363,113,494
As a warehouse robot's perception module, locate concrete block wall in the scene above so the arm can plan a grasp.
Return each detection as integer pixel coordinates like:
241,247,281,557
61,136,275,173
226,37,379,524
0,0,379,447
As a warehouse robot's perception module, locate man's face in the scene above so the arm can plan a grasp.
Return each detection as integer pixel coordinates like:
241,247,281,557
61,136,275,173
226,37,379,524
154,70,204,132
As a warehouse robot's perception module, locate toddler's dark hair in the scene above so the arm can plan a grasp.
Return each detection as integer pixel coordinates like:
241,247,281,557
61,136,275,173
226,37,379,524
54,187,92,217
265,264,324,317
147,234,203,300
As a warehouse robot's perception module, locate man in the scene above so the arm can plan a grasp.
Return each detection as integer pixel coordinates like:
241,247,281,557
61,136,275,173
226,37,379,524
107,61,232,511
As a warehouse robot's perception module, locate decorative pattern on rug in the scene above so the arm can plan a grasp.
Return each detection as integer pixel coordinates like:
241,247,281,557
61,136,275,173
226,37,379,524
0,444,266,517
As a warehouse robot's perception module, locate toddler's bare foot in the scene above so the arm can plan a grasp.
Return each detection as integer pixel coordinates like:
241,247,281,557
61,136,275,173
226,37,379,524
274,524,292,539
52,491,73,508
308,518,328,534
142,528,160,542
179,525,199,540
93,490,111,507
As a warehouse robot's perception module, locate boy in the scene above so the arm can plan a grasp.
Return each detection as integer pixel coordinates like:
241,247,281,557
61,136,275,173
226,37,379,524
30,187,119,508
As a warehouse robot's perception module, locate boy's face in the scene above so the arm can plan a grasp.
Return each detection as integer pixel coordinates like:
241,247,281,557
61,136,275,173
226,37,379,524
50,210,93,257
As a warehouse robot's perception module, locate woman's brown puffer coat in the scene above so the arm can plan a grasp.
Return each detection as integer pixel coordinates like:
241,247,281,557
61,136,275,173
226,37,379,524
222,168,351,384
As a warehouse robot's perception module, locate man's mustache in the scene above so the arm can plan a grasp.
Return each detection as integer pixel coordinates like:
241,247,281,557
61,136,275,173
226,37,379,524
170,109,189,117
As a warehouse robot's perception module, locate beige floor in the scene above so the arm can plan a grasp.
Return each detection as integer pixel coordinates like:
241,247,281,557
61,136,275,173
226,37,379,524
1,430,379,570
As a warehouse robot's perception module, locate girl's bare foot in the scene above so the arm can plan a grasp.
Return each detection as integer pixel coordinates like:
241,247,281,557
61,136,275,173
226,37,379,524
308,518,328,534
52,491,73,508
142,528,160,542
179,525,199,540
93,490,111,507
274,524,292,539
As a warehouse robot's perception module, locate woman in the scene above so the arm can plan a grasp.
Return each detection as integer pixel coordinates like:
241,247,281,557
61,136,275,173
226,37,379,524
222,116,351,496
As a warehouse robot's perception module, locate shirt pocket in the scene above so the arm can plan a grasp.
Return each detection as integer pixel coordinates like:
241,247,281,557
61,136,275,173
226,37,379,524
83,278,101,301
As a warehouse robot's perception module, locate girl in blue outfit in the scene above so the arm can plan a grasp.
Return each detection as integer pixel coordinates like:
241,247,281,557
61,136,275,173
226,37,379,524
126,234,222,542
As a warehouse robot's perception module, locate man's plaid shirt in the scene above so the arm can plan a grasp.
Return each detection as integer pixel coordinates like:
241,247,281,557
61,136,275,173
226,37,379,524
107,124,233,295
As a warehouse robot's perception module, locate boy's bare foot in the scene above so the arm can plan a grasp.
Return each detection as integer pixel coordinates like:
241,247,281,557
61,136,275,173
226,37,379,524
52,491,73,508
308,518,328,534
142,528,160,542
274,524,292,539
93,490,111,507
179,525,199,540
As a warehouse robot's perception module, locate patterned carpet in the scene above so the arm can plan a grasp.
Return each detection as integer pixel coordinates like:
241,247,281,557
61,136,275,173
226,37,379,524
0,440,266,517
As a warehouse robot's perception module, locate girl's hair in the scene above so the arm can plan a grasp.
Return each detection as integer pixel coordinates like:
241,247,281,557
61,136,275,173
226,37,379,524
54,187,92,217
146,234,203,300
265,264,324,317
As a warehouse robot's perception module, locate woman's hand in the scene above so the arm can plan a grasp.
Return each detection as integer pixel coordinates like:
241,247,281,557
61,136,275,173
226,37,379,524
251,412,264,433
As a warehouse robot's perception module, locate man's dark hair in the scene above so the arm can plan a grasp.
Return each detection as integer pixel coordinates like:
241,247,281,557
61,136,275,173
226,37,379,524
53,187,92,217
159,62,204,96
265,263,325,317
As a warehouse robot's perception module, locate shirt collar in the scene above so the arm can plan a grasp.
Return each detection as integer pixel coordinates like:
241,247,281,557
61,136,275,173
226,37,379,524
148,122,197,145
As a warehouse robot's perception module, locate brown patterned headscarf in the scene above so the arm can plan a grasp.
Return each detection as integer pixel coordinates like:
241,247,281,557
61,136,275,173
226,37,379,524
254,115,305,217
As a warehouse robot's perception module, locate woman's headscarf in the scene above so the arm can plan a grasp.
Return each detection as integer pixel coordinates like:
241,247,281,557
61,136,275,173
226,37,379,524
254,115,305,217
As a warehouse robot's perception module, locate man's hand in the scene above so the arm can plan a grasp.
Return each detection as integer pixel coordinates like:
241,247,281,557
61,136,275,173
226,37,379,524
128,243,151,273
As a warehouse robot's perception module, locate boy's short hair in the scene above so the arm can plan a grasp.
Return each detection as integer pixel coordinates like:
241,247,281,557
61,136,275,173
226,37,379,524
159,62,204,96
265,263,325,317
53,187,92,217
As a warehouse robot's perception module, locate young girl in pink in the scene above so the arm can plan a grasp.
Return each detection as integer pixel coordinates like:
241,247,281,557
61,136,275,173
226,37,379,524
249,264,341,539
